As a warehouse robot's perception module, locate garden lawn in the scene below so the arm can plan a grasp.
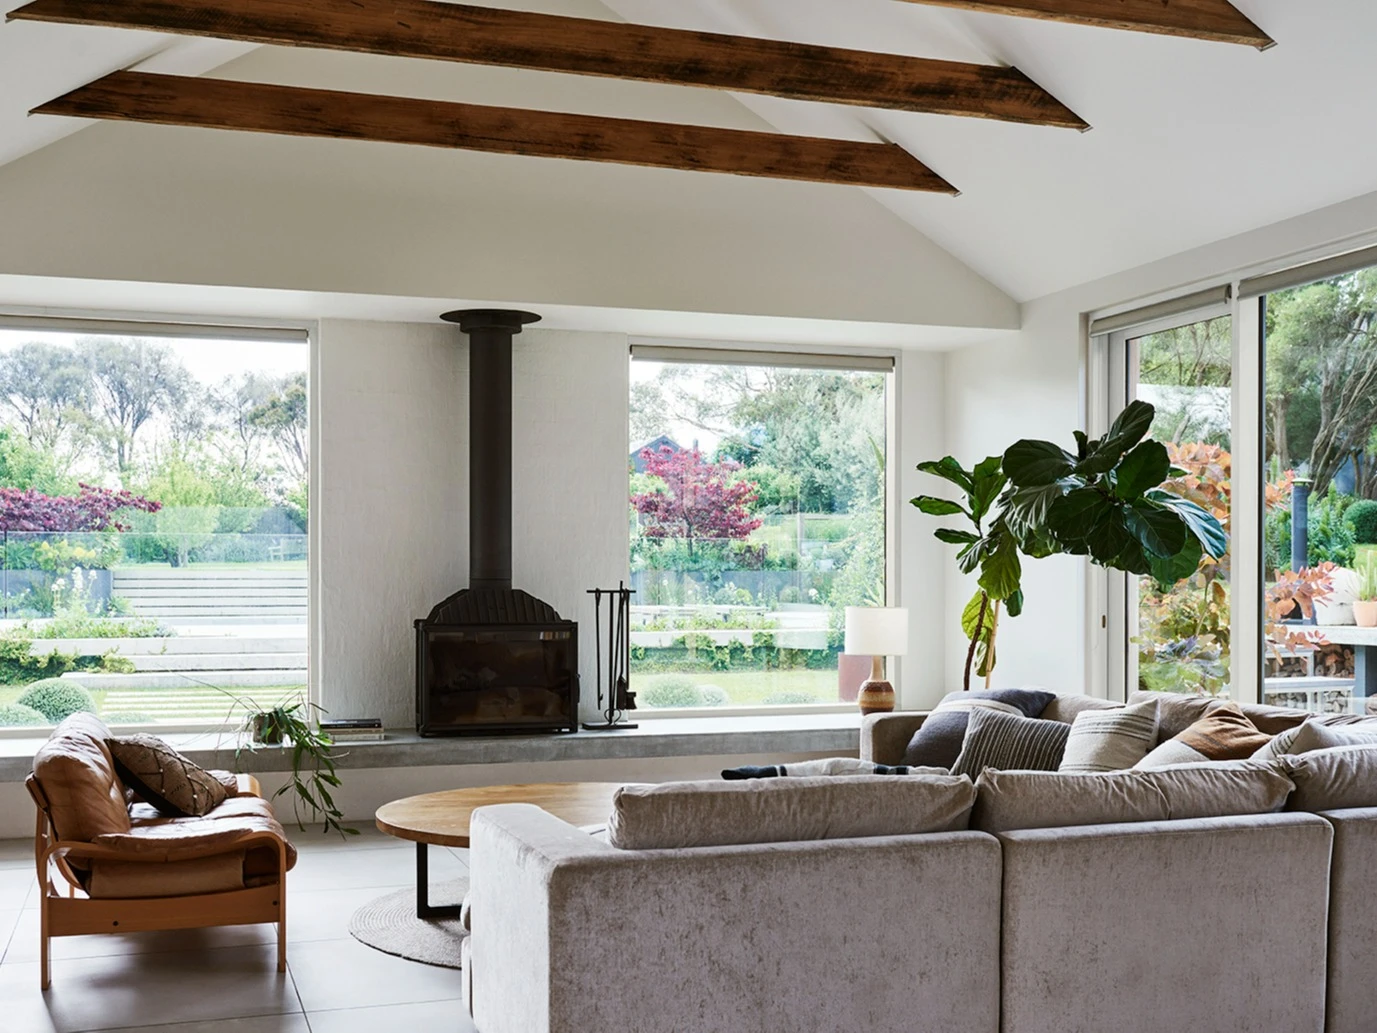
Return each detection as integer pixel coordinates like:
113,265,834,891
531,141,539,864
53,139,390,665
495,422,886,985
0,682,306,727
633,668,840,707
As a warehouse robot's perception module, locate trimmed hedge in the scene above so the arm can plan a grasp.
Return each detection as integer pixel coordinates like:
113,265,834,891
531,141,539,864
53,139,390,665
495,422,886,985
16,679,96,722
0,702,47,727
1346,500,1377,545
639,675,704,709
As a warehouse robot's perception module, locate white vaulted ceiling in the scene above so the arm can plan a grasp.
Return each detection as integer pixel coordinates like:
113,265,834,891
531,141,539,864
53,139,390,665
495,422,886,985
0,0,1374,307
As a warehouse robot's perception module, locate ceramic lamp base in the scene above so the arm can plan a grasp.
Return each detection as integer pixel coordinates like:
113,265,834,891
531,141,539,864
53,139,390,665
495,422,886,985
857,679,895,716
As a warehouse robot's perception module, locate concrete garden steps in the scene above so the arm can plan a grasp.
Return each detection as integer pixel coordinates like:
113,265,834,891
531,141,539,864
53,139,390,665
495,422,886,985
62,669,308,690
96,683,305,718
29,635,305,656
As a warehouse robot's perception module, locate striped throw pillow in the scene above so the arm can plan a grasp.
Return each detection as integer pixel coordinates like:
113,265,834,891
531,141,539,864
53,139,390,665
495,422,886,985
1059,698,1160,773
902,688,1056,768
951,708,1071,780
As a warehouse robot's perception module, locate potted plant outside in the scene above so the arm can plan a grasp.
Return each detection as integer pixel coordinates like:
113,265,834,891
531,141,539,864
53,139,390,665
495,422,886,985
1354,556,1377,628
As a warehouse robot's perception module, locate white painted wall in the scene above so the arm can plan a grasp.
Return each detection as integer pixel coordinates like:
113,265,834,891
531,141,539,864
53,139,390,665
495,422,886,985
895,350,951,710
316,320,629,728
942,186,1377,696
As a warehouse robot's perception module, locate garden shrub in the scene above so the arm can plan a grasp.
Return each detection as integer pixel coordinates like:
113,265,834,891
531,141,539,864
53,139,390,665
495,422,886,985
1307,493,1356,568
0,702,47,726
640,675,704,709
1346,500,1377,545
0,630,76,684
762,691,823,705
696,685,730,707
16,679,96,722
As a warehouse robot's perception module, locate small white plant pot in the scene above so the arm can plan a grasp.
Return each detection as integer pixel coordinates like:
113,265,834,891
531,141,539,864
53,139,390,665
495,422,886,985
1316,567,1360,626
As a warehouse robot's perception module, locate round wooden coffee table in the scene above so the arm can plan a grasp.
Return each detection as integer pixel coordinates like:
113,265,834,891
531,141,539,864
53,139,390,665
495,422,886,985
375,782,624,918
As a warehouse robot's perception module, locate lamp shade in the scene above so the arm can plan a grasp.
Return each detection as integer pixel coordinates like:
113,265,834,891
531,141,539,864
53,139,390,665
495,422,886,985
844,607,909,657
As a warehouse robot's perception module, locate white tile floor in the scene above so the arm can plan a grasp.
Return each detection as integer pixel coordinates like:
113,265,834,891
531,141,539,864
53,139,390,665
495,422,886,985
0,829,479,1033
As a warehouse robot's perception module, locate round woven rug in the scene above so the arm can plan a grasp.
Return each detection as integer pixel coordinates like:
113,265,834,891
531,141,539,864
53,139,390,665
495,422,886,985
349,876,469,969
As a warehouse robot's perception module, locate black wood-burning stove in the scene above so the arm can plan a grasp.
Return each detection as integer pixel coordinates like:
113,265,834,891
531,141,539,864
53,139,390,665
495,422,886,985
414,310,579,736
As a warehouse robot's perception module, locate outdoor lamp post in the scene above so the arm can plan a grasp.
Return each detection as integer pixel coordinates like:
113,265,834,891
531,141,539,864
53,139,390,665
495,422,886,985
844,607,909,716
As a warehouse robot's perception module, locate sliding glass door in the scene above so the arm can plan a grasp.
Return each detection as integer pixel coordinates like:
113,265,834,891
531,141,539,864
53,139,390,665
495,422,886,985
1101,254,1377,714
1109,312,1234,700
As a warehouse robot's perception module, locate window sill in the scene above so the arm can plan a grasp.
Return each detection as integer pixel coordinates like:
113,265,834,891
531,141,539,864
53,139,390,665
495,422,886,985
0,712,862,782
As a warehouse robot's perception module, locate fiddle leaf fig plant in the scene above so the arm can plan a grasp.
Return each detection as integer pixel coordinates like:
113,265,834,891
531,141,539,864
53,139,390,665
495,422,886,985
914,401,1228,691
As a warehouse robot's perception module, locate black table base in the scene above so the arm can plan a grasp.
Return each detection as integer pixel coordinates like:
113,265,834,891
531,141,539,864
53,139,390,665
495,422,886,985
415,842,465,920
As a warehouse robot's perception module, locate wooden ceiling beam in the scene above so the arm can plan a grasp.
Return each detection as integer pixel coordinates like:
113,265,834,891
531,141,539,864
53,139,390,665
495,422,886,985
893,0,1274,49
32,71,960,193
8,0,1088,130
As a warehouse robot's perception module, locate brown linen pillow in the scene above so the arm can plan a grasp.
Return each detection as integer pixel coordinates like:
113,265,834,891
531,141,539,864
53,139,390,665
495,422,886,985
608,774,976,850
106,734,228,818
1135,703,1271,769
971,761,1294,833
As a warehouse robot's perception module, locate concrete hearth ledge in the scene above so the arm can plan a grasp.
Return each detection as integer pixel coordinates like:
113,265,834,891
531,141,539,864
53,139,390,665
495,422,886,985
0,712,862,782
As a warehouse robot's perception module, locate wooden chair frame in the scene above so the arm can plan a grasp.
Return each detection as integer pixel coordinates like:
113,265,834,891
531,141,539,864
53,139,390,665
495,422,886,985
26,774,289,990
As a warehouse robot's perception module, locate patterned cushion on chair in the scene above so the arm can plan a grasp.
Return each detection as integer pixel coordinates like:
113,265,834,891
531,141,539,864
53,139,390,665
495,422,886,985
106,734,228,818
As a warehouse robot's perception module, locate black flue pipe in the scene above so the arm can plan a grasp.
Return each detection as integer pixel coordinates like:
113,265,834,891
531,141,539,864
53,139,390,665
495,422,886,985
440,308,542,590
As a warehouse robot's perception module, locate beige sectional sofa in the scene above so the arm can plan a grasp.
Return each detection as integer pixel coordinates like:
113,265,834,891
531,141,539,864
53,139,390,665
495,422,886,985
465,693,1377,1033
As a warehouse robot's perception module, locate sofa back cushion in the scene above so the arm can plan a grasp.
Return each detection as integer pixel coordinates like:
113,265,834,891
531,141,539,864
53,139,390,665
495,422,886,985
1039,694,1123,725
1284,745,1377,812
608,774,977,850
902,689,1056,768
32,712,131,842
1236,702,1310,736
971,762,1294,834
1289,721,1377,756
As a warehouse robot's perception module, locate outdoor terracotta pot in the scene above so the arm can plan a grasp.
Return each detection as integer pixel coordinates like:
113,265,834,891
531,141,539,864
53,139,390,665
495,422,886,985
1355,601,1377,628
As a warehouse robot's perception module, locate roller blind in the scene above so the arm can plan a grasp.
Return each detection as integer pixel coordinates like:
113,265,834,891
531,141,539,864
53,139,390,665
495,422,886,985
0,315,308,342
1088,285,1232,337
1238,244,1377,300
630,344,894,372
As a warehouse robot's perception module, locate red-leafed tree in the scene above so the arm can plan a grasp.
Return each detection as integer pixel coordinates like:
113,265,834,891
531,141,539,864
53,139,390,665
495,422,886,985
0,483,160,533
632,446,761,557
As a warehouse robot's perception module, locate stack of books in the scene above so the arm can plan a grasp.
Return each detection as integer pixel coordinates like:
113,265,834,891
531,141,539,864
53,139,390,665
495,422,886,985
319,718,385,744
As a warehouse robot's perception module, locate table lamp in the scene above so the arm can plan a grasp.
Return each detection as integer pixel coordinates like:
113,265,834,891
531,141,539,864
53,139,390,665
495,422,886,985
844,606,909,715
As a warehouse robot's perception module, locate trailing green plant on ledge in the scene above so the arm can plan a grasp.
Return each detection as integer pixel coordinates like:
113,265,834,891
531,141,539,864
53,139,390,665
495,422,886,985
911,401,1228,690
228,693,357,838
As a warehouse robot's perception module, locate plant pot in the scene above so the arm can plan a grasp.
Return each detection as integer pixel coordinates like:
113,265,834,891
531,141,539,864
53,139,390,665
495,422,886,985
250,713,285,745
1355,601,1377,628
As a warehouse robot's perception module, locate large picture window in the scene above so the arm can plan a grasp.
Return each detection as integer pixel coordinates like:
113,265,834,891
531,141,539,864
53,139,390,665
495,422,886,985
0,324,309,730
628,349,890,710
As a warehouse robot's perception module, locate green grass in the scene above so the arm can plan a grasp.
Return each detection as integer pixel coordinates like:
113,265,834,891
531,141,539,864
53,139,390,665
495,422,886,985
632,669,839,707
0,682,308,727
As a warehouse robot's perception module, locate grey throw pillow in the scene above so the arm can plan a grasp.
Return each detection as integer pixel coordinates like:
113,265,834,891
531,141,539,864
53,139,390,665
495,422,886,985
106,734,228,818
951,708,1071,780
903,688,1056,768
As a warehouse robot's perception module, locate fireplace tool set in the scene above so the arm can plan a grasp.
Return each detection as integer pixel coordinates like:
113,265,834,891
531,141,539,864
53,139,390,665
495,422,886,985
583,583,638,730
